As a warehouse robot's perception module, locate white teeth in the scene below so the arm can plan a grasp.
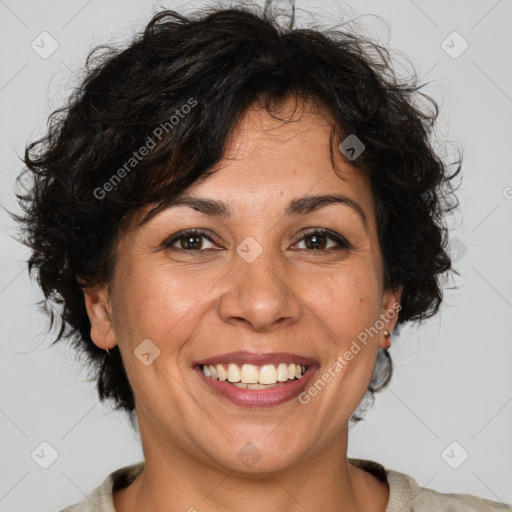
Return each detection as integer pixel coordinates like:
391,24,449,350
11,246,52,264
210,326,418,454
201,363,307,385
227,363,241,382
216,364,227,381
241,364,259,384
277,363,288,382
209,365,218,379
259,364,277,384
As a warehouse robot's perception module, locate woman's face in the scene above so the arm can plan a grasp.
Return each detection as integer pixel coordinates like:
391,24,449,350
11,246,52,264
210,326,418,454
86,100,400,473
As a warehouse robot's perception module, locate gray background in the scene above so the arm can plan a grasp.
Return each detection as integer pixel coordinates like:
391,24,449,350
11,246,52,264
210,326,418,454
1,0,511,510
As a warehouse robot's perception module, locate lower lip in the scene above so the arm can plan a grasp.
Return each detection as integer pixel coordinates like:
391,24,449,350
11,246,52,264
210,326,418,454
194,365,318,407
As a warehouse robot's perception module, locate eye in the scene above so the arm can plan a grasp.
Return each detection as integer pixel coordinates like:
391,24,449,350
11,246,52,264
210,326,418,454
294,228,352,251
163,229,218,251
162,228,352,253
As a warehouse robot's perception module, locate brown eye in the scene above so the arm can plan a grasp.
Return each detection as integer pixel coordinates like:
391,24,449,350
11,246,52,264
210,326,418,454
295,229,352,251
163,229,217,251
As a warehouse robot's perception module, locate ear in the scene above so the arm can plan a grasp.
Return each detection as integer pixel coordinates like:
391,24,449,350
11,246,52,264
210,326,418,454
378,286,402,348
82,282,117,351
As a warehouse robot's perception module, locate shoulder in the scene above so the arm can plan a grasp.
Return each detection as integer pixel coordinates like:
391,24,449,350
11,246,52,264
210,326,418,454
349,458,512,512
387,469,512,511
58,463,144,512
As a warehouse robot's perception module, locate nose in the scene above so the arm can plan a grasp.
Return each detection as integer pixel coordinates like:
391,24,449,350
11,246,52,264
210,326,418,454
216,249,303,332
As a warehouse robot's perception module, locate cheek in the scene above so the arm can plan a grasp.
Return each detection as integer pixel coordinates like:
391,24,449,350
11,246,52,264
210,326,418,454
111,260,222,347
308,263,383,343
306,262,383,398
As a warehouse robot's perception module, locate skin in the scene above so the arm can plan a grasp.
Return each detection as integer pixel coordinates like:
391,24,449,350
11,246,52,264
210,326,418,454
84,97,401,512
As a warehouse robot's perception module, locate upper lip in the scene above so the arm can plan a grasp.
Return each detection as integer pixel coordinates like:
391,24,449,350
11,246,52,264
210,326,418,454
192,351,318,367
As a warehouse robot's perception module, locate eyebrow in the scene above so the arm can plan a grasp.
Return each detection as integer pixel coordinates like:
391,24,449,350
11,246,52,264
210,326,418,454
142,193,367,226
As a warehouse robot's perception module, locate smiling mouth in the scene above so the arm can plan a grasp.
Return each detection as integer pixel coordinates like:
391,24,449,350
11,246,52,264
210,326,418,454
192,351,318,407
199,363,307,389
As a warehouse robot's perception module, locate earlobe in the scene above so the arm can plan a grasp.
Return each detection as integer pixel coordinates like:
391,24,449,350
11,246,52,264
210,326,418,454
379,286,402,349
83,286,117,351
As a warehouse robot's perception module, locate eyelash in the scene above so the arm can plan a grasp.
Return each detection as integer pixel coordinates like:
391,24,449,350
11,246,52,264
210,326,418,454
162,228,352,253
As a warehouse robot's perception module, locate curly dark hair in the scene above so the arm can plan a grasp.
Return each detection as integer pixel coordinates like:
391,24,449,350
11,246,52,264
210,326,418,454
15,0,460,425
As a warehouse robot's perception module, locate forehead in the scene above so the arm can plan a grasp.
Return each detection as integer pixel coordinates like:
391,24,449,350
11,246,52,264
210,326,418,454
186,100,375,219
128,98,378,232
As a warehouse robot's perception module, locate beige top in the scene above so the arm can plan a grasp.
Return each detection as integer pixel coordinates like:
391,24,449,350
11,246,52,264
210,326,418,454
60,459,512,511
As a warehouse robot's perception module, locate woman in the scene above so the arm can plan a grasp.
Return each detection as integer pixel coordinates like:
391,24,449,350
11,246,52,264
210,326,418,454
16,2,511,511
